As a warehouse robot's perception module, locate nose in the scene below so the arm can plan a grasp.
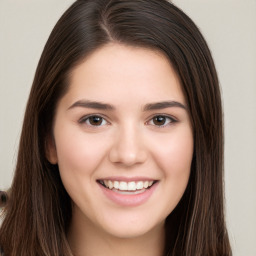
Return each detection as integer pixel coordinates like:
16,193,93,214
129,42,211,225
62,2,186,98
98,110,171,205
108,125,147,166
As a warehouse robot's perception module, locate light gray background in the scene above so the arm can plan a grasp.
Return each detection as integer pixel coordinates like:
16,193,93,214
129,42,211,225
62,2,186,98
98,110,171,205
0,1,255,255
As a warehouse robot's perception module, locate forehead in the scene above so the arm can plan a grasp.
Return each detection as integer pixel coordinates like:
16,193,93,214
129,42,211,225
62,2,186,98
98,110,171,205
65,43,185,105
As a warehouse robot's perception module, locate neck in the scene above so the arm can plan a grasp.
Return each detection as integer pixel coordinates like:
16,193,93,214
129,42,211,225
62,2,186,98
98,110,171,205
67,209,165,256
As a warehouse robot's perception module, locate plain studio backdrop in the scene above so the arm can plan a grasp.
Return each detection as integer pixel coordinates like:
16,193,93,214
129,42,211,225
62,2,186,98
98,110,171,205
0,1,255,255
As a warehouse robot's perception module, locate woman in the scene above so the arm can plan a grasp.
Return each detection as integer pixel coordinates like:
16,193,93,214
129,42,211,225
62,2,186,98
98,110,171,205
0,0,232,255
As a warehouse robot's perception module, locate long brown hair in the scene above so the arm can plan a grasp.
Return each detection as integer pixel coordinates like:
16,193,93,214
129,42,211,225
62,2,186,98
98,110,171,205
0,0,232,255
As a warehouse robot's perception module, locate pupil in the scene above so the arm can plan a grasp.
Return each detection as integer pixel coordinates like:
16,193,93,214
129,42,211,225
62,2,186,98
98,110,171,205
153,116,166,126
89,116,102,125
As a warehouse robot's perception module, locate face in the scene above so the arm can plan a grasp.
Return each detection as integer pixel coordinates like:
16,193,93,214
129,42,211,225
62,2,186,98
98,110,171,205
48,43,194,239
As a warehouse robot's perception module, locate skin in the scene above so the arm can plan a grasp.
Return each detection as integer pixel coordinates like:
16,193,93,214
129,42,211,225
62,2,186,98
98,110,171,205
47,43,194,256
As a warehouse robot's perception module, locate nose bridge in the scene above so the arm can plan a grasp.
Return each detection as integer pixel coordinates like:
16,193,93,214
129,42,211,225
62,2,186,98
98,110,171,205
109,121,147,166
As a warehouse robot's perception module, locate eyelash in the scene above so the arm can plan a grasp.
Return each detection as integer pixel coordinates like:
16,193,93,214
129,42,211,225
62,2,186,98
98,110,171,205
78,114,177,128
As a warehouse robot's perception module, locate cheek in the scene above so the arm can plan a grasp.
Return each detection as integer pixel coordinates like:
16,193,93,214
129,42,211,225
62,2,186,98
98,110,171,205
53,125,109,176
146,127,193,218
53,126,110,203
151,127,194,180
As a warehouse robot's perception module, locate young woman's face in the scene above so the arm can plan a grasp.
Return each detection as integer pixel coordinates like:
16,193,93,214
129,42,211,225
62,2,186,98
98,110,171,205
48,44,194,239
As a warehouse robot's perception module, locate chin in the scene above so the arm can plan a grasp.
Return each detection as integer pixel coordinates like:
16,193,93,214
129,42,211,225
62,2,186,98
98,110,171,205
97,215,165,240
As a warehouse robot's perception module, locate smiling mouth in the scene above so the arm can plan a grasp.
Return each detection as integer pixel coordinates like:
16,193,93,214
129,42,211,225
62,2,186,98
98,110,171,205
97,180,157,194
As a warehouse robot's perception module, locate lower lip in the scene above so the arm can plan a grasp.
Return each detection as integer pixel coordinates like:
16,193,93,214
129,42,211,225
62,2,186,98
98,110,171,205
99,182,158,207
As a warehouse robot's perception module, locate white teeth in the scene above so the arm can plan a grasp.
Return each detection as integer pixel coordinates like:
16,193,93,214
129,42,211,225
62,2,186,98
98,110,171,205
136,181,144,190
119,181,128,190
108,180,114,189
144,181,149,188
127,182,136,191
113,181,119,189
101,180,155,191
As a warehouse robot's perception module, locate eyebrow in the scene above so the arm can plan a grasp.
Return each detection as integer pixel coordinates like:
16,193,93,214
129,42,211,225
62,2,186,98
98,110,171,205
68,100,186,111
143,101,186,111
68,100,115,110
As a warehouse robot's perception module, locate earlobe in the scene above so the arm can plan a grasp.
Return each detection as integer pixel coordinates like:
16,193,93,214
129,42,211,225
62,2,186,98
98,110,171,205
45,134,58,164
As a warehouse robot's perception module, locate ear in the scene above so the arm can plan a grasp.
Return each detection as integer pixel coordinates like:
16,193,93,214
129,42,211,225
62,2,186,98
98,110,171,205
45,134,58,164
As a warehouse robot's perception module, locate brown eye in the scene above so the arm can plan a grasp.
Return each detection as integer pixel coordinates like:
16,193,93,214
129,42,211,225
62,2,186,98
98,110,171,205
148,115,176,127
152,116,167,126
79,115,108,126
88,116,103,126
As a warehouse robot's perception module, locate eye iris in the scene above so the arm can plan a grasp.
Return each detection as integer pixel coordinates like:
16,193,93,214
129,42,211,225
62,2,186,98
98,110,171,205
153,116,166,126
89,116,102,125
